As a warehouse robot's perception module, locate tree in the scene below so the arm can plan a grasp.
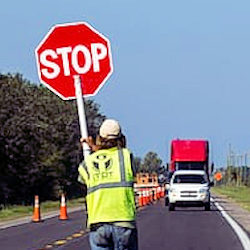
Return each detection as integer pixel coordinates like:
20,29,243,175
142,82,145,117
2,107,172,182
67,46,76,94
0,73,105,206
139,152,162,173
133,156,142,173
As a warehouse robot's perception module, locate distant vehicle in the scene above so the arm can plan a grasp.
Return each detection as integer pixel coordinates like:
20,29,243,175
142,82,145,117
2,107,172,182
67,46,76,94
168,170,213,211
165,139,214,206
169,139,213,177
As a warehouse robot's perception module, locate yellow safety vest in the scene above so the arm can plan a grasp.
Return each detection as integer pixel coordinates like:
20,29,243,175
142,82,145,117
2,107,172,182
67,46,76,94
78,147,136,226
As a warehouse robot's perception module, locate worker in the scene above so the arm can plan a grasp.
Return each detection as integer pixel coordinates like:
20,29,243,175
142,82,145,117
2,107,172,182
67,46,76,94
78,119,138,250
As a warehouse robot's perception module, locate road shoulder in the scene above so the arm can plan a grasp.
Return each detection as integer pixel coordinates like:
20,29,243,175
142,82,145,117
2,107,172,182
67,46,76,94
212,193,250,237
0,206,84,230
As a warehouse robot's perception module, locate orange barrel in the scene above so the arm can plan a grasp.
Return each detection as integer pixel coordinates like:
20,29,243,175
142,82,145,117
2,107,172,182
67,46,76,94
142,189,146,206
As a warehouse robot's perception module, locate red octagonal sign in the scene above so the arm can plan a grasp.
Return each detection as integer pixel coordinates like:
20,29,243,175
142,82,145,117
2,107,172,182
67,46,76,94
35,22,113,100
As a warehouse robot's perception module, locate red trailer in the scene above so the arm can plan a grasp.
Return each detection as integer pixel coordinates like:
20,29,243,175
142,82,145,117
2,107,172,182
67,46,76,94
170,139,213,177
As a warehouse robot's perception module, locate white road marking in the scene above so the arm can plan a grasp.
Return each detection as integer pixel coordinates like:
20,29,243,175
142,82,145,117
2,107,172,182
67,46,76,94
211,197,250,250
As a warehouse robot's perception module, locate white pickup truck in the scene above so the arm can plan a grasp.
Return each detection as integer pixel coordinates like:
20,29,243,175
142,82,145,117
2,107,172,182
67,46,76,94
168,170,213,211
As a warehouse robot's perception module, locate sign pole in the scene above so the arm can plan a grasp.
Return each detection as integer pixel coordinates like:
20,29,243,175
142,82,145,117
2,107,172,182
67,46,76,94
74,75,90,158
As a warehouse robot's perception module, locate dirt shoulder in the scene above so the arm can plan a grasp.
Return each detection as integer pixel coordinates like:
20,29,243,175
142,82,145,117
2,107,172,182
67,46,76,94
212,192,250,237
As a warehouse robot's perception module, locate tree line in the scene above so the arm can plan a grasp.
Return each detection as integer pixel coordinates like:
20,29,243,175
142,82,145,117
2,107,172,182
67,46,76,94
0,73,163,207
133,152,162,174
0,73,106,206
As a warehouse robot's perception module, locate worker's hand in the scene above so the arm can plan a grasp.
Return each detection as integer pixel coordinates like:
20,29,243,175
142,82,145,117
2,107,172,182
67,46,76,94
80,137,100,152
80,136,93,146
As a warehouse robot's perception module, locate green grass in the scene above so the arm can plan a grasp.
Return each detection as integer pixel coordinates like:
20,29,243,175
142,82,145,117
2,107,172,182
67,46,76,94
0,197,85,222
212,185,250,212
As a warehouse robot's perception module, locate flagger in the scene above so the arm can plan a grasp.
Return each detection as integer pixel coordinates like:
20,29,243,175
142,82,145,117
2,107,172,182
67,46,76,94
78,119,138,250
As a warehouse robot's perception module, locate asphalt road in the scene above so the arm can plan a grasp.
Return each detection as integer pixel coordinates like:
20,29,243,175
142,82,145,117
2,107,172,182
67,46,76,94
0,211,88,250
0,200,244,250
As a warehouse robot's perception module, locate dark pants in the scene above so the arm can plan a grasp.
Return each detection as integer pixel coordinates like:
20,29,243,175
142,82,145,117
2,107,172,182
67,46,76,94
89,224,138,250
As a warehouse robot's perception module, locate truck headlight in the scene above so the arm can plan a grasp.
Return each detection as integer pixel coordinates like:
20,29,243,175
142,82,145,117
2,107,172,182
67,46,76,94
199,188,208,193
169,188,176,193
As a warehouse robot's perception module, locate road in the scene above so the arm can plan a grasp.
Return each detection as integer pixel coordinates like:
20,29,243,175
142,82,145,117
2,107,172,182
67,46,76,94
0,199,244,250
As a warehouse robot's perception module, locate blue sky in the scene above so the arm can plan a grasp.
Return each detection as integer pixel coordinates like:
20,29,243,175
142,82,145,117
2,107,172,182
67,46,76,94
1,0,250,166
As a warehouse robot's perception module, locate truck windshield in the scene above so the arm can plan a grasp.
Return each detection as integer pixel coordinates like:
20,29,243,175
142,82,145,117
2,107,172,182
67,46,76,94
175,162,206,171
173,174,207,184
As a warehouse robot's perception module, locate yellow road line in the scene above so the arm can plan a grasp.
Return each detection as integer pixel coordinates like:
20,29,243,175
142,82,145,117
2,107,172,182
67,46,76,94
72,233,83,238
44,245,53,249
54,240,67,245
41,230,87,249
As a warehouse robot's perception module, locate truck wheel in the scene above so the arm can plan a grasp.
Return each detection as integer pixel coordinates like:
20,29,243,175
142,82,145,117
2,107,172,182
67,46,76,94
165,197,169,206
204,202,210,211
169,203,175,211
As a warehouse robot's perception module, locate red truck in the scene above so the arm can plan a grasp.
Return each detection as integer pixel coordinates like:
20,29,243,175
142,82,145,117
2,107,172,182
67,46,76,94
165,139,214,206
169,139,213,178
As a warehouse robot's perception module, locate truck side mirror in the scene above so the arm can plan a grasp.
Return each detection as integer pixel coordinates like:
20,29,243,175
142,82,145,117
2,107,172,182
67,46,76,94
166,163,169,172
158,166,165,174
211,162,214,173
209,181,214,187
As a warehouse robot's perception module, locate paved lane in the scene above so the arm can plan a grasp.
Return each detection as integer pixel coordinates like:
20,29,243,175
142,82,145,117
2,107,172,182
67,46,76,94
0,210,87,250
137,200,243,250
0,200,244,249
58,200,243,250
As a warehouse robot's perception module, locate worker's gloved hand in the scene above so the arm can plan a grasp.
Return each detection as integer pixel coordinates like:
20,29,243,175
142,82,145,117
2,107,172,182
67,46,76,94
80,137,100,152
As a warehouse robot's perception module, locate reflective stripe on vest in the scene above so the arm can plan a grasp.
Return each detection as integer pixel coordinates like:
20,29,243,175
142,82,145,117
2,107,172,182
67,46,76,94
87,148,132,195
87,181,134,194
119,149,126,181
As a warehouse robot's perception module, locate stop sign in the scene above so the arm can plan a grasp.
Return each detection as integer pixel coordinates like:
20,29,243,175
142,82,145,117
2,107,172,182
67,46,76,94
35,22,113,100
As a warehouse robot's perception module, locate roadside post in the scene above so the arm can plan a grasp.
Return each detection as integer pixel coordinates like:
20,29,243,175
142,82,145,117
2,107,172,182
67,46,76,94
35,22,113,158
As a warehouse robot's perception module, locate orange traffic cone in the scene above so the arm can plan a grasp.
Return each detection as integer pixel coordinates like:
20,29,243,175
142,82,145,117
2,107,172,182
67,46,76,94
139,190,143,207
147,188,150,204
59,194,68,220
32,195,41,222
145,189,149,205
150,188,153,203
142,189,146,206
157,186,161,199
154,187,157,201
161,187,165,198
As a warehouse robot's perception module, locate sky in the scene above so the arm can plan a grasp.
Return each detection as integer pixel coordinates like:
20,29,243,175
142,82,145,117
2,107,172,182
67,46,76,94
1,0,250,166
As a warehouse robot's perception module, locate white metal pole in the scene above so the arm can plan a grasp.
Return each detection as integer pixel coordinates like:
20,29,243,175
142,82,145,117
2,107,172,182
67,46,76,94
74,75,90,158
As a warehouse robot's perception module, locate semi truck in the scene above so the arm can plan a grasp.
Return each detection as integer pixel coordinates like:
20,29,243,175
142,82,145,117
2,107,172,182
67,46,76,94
169,139,213,178
165,139,214,206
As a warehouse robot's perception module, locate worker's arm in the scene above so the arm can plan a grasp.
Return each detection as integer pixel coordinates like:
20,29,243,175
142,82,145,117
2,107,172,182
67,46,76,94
78,137,96,185
78,174,86,185
130,153,137,179
78,161,89,185
80,136,100,152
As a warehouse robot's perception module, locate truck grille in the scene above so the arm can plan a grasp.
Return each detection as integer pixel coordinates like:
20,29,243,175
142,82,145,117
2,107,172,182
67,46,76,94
180,191,197,198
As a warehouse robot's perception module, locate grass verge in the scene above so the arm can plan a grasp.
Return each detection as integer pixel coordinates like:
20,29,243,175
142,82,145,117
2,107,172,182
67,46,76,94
212,185,250,212
0,197,85,222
